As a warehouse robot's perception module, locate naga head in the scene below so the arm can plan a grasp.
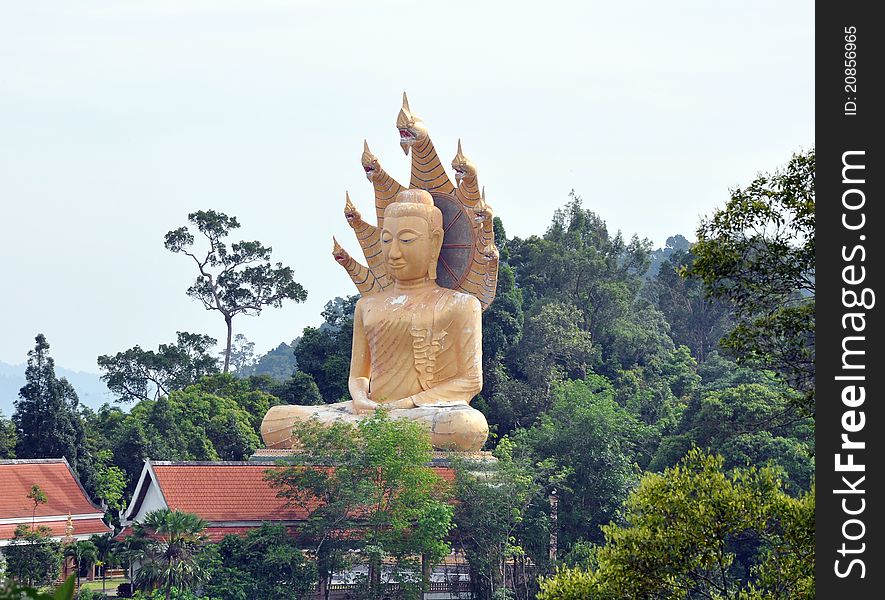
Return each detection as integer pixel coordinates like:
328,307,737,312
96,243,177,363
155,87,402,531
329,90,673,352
343,191,362,227
332,237,351,265
481,242,500,264
396,92,428,155
361,140,382,181
452,139,477,183
471,188,494,224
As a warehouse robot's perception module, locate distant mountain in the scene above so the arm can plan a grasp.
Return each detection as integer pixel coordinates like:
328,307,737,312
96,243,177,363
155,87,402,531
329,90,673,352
0,361,113,417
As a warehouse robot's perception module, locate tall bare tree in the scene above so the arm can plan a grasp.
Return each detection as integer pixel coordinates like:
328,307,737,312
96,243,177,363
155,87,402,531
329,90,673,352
164,210,307,372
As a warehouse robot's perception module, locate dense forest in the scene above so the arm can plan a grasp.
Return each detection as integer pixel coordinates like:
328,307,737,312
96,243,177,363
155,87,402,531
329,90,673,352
0,150,815,599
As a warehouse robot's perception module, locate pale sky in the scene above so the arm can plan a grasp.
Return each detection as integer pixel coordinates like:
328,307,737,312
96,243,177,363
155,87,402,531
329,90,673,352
0,1,813,374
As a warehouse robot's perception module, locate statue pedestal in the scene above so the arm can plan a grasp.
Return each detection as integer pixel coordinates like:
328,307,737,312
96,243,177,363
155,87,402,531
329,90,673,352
250,447,496,468
248,448,307,462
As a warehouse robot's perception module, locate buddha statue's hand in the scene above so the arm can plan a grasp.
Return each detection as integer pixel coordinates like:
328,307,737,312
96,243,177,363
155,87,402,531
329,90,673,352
348,376,377,414
385,396,418,409
351,393,379,414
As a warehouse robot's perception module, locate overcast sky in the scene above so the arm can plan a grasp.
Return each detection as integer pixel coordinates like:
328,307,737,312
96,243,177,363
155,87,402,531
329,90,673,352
0,1,813,374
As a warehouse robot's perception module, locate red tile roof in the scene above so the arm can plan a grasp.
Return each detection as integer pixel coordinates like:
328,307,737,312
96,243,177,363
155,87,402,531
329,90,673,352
147,462,456,523
0,459,104,520
0,518,110,541
150,464,317,522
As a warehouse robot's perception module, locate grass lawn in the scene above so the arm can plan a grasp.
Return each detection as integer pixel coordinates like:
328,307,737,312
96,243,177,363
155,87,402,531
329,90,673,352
77,577,129,596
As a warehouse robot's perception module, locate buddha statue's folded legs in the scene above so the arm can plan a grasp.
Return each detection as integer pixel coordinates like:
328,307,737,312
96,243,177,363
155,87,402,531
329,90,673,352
261,402,489,452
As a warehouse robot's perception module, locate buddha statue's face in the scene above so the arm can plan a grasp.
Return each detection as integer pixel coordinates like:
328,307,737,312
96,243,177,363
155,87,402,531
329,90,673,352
381,212,442,283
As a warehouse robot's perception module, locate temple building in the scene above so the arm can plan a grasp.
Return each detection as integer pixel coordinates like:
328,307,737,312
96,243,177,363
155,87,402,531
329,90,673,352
0,458,111,548
120,460,315,541
119,459,468,596
120,459,457,541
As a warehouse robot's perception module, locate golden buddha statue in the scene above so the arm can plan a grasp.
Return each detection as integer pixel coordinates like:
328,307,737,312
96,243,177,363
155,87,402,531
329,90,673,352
260,94,498,453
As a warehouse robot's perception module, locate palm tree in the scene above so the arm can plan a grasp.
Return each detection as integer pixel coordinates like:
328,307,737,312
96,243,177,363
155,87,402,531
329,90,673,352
90,532,116,594
64,539,98,590
114,533,146,590
132,509,208,600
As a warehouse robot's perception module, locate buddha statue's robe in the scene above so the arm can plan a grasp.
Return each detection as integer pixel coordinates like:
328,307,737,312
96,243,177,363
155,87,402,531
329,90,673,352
261,284,489,451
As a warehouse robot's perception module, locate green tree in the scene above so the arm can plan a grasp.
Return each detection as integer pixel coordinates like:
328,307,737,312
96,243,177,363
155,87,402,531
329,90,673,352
64,539,98,590
651,383,814,493
83,383,264,493
486,301,595,437
202,523,316,600
26,484,47,531
452,438,565,600
0,576,75,600
87,375,268,486
696,351,772,392
688,150,815,412
264,372,324,406
518,301,596,391
294,296,358,404
133,509,209,600
603,300,674,376
183,373,281,434
13,335,91,485
114,533,149,589
479,221,524,400
91,532,117,596
222,333,256,376
0,411,16,458
507,192,656,376
511,377,647,551
539,449,814,599
249,341,299,380
97,332,220,403
537,566,607,600
164,209,307,372
653,249,732,364
647,234,692,276
129,590,207,600
266,410,454,600
92,449,127,514
610,345,698,448
92,411,153,492
265,418,365,597
131,387,261,462
484,376,546,440
3,525,64,588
